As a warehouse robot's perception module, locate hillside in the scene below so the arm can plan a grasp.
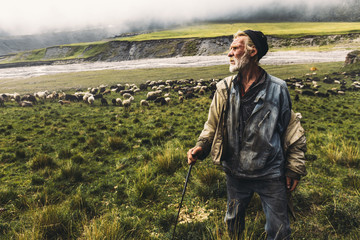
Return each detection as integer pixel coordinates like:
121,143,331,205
1,22,360,68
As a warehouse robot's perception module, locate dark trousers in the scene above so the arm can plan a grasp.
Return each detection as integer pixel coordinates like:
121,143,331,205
225,174,291,240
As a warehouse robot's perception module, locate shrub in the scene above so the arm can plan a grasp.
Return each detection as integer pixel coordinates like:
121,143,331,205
29,154,56,170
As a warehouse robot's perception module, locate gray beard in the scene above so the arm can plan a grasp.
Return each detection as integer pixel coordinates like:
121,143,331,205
229,54,250,73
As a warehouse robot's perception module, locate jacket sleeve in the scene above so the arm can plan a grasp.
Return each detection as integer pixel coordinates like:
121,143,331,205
284,110,307,180
195,87,223,160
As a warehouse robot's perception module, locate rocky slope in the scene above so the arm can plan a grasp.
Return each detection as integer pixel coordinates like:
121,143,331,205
0,33,359,69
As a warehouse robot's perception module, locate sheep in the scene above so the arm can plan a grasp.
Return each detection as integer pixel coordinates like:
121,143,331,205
0,95,4,106
65,94,79,102
140,99,149,107
111,98,117,106
116,98,123,106
179,96,184,103
90,88,98,94
13,93,21,102
18,101,33,107
122,99,132,109
34,91,49,99
21,94,37,104
165,97,171,104
82,92,93,102
102,89,111,95
101,98,109,106
123,93,133,99
146,90,162,100
154,97,167,105
88,95,95,105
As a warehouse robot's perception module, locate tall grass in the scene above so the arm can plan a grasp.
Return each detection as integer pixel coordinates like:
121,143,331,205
154,140,184,174
323,136,360,167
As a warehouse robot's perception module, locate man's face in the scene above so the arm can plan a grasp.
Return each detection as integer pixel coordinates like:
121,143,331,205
228,36,250,73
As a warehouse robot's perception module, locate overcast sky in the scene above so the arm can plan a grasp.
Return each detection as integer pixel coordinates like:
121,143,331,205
0,0,350,36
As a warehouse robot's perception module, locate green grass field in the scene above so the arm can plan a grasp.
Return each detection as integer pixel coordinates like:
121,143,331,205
118,22,360,41
0,61,359,239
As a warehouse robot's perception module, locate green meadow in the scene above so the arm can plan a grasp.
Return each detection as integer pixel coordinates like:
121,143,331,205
1,59,360,239
3,22,360,64
118,22,360,40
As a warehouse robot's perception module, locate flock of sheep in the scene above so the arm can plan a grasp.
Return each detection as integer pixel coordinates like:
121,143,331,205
285,71,360,99
0,78,218,108
1,71,359,108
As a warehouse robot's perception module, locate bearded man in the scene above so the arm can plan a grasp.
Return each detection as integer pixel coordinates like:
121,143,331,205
187,30,307,240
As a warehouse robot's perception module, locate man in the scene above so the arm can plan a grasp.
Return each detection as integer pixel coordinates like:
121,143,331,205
187,30,307,240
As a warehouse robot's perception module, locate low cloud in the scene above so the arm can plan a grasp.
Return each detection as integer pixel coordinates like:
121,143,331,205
0,0,358,36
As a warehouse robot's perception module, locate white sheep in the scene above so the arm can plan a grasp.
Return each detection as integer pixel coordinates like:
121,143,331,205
146,90,162,100
165,97,171,104
123,93,133,99
122,99,132,108
88,95,95,105
18,101,33,107
34,91,49,99
140,99,149,107
116,98,123,106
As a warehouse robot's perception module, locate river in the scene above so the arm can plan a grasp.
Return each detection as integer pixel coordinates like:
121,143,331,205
0,50,349,79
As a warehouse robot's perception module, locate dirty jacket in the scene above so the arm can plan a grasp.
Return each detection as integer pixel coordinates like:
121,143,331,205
196,74,307,179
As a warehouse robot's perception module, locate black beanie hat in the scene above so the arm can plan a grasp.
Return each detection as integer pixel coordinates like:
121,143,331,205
243,30,268,60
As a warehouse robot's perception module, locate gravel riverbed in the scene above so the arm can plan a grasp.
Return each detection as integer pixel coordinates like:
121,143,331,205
0,50,350,79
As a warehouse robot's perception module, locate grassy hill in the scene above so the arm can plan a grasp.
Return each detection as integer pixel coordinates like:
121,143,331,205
1,22,360,66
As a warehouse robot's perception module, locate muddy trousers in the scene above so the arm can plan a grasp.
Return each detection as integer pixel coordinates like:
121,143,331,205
224,174,291,240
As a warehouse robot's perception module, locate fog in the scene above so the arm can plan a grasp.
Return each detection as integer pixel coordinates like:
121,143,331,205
1,0,359,37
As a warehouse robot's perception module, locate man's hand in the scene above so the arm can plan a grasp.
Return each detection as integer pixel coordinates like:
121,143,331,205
286,176,299,192
187,146,203,165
